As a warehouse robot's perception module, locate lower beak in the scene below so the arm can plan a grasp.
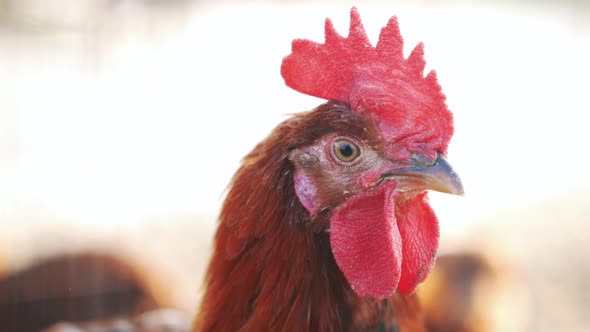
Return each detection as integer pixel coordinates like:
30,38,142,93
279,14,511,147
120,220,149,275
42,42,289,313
381,153,464,195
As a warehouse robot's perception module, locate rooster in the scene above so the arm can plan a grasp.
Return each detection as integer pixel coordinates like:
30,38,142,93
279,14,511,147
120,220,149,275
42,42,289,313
418,253,496,332
194,7,463,332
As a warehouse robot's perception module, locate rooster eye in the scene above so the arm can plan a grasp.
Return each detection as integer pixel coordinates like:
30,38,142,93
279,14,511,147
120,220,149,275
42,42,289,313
333,139,360,162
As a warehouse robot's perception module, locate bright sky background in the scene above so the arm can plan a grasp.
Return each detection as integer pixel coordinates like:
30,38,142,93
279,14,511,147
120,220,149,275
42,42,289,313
0,2,588,235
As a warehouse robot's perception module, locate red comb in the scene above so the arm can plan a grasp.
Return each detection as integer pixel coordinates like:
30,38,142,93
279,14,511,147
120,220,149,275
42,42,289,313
281,7,453,159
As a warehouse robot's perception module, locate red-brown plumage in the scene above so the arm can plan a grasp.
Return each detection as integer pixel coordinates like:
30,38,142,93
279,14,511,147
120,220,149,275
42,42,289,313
194,7,462,332
196,105,356,332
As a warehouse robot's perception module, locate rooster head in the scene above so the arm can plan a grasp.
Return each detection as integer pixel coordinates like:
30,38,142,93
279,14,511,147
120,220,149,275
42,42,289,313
282,8,463,299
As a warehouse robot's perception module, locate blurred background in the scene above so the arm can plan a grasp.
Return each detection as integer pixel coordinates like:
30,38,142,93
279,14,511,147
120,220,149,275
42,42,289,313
0,0,588,331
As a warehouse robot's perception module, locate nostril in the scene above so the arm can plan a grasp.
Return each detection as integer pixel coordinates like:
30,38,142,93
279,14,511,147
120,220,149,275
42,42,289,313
411,153,436,167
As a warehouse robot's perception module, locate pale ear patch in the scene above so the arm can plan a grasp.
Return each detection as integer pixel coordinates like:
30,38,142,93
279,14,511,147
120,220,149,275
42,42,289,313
293,169,321,215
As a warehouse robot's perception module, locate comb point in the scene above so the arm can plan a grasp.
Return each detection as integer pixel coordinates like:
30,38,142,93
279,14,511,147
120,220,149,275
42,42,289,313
376,16,403,62
348,7,371,46
425,69,439,86
324,18,342,44
407,42,426,76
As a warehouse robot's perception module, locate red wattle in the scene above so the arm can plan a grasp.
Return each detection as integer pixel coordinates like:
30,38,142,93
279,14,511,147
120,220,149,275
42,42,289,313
396,192,439,295
330,182,401,299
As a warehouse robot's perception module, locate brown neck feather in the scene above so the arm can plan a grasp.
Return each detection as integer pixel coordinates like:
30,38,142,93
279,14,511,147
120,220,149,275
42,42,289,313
194,103,358,332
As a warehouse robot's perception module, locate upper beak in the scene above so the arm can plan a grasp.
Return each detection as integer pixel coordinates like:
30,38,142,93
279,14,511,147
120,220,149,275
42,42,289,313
381,153,464,195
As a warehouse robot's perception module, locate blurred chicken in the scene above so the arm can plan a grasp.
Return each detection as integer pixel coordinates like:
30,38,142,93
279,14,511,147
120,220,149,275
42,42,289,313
418,251,529,332
418,253,495,332
0,252,169,332
44,308,190,332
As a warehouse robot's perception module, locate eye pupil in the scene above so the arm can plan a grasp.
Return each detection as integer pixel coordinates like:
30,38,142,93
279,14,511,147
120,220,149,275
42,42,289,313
339,144,354,157
333,139,360,162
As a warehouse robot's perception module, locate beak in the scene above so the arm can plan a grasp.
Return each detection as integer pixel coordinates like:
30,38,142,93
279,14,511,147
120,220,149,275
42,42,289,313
381,153,464,195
